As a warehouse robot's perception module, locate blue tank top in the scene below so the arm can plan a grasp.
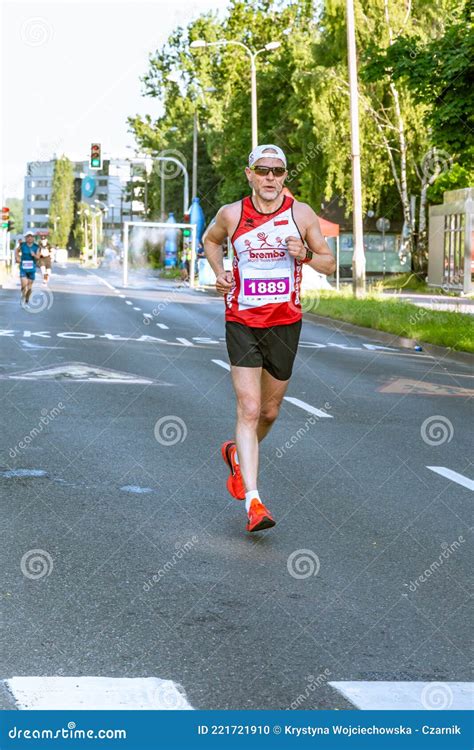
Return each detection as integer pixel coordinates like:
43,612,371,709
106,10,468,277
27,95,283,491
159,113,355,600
20,242,38,270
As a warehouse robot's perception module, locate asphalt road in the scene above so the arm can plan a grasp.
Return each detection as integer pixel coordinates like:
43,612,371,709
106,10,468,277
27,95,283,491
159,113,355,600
0,263,472,710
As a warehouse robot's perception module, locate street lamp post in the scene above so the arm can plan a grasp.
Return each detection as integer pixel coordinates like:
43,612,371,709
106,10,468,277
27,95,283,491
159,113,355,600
346,0,366,297
190,39,281,149
191,87,215,200
127,152,188,216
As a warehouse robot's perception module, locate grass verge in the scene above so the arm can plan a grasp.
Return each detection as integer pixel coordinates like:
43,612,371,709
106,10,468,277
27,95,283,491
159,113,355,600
303,290,474,353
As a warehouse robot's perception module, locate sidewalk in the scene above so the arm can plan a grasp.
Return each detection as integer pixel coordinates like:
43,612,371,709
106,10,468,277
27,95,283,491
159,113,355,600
381,291,474,315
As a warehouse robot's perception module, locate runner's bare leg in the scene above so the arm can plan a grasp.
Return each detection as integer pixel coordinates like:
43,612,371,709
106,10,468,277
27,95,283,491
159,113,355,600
257,369,290,442
231,366,262,491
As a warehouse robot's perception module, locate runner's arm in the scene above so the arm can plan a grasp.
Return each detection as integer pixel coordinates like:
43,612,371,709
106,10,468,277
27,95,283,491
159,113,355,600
203,206,237,295
290,204,336,276
203,207,230,277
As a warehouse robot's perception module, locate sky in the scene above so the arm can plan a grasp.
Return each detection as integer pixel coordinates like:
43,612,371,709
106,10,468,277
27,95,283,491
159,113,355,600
1,0,229,199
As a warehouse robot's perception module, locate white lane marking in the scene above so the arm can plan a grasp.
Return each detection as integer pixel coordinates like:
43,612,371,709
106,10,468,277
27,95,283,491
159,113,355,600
156,323,169,329
193,337,220,344
119,294,126,298
133,307,141,311
284,396,333,419
328,343,361,350
20,340,66,350
88,274,116,291
427,467,474,491
212,359,230,371
0,469,47,478
125,301,133,305
363,343,399,351
5,676,193,710
330,681,473,710
176,337,194,346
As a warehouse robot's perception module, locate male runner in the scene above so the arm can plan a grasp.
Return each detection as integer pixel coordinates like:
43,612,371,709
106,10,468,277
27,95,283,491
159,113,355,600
15,230,39,306
38,238,53,284
203,144,336,533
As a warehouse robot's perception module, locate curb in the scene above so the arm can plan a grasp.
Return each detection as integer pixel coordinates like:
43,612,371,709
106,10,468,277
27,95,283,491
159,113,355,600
302,312,474,367
196,285,473,367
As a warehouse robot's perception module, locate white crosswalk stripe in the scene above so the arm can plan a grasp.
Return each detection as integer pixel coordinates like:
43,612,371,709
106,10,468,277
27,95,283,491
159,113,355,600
4,676,193,710
330,681,473,710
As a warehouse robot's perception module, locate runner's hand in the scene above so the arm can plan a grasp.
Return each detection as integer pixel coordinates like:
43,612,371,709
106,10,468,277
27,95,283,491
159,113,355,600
215,270,233,296
286,236,306,261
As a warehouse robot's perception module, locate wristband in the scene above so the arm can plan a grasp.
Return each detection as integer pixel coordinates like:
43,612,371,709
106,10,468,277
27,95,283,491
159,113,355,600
302,248,313,264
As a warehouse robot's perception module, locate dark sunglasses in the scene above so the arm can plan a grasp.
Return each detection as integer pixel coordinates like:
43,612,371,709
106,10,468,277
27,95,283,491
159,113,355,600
250,165,286,177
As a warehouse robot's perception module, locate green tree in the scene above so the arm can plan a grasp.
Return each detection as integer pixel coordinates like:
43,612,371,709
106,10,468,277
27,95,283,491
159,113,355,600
362,0,472,267
128,0,462,272
49,156,75,246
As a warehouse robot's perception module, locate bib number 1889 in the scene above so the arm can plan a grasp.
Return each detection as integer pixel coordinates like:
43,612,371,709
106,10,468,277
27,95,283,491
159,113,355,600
245,278,289,296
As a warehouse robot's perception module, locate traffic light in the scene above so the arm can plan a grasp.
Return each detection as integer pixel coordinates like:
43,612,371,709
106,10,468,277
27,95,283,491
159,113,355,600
2,207,10,229
8,219,15,232
90,143,102,170
182,212,191,239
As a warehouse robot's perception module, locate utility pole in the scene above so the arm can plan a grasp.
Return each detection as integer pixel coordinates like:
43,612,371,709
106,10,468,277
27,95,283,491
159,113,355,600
192,109,198,199
346,0,366,297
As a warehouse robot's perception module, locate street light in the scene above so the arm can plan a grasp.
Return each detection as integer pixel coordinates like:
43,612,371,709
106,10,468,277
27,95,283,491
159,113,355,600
160,125,178,219
46,214,60,233
191,87,215,199
345,0,366,296
190,39,281,149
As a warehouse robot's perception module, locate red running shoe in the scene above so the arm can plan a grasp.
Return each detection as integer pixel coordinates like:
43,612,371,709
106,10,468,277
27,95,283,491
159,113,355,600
246,499,276,533
221,440,245,500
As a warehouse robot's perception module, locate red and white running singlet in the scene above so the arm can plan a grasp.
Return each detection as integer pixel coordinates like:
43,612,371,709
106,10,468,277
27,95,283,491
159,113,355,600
225,195,303,328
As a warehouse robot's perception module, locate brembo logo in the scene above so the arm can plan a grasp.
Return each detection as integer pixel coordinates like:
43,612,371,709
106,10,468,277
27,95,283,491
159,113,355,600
249,249,286,260
244,231,287,260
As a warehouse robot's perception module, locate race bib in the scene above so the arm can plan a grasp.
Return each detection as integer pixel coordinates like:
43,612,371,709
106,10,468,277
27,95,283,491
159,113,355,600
241,267,291,306
21,260,34,270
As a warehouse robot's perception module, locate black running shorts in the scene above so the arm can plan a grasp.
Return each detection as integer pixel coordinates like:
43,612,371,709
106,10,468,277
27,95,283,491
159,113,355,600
225,320,302,381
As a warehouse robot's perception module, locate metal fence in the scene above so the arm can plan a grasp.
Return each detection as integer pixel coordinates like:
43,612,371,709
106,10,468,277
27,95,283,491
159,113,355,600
428,188,473,294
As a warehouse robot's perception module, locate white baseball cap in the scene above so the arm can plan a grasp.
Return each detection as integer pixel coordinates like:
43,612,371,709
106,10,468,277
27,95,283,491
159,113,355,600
249,144,287,168
24,230,34,236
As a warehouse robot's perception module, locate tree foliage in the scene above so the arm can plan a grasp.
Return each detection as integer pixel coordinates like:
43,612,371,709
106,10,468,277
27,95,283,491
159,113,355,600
127,0,470,258
49,156,75,247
